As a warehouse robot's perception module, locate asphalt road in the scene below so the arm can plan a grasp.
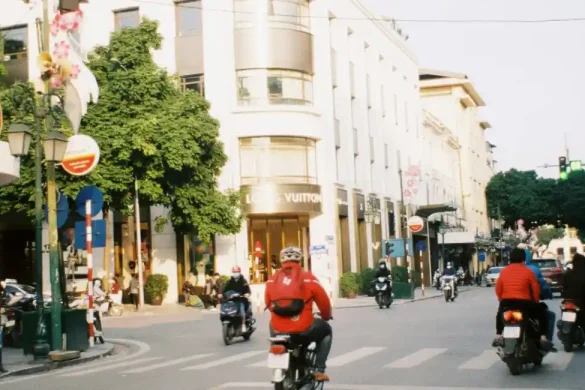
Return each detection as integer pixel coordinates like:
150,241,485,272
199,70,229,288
1,288,583,390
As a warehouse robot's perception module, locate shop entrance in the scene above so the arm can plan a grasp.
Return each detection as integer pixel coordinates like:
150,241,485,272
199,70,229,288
248,216,310,284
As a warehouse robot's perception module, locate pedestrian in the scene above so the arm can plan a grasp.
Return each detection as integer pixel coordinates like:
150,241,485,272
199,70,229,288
129,273,139,310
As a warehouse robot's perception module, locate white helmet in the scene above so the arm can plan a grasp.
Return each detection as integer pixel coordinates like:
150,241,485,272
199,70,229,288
280,246,303,263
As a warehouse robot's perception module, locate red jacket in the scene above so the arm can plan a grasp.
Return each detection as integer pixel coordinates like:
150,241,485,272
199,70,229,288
264,262,332,334
496,263,540,302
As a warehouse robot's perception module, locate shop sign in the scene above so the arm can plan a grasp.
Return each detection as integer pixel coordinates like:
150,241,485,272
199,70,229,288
355,193,365,220
240,183,322,215
62,134,100,176
407,216,425,233
310,245,327,255
337,188,348,217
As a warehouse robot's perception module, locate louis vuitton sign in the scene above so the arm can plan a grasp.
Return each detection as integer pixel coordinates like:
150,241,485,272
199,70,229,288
241,184,322,215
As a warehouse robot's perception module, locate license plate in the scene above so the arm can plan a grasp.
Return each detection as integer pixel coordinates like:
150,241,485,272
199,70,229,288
562,312,577,322
503,326,521,338
267,353,290,369
5,320,15,328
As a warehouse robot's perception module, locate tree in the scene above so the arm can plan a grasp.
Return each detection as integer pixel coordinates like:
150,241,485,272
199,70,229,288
535,226,564,246
486,169,560,228
557,170,585,233
0,20,242,243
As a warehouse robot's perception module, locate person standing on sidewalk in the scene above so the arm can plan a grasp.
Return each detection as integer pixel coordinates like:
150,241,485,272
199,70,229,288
129,274,139,310
0,281,7,372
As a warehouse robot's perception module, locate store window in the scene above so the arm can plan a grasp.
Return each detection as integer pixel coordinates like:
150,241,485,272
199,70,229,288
239,136,316,185
234,0,310,32
237,69,313,106
248,216,310,284
180,74,205,95
1,25,27,61
114,8,140,31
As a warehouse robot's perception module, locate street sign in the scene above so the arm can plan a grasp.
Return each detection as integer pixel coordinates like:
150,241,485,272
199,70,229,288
407,216,424,233
478,251,487,262
62,134,100,176
415,240,427,253
310,245,327,255
44,192,69,228
75,186,103,217
74,219,106,249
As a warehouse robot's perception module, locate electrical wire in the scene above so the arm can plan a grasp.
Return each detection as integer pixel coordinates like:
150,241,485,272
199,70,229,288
134,0,585,24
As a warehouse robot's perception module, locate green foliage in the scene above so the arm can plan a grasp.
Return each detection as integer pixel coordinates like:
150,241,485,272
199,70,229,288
486,169,560,228
145,273,169,298
359,267,376,294
536,226,564,246
0,20,242,242
339,272,360,296
410,270,421,288
556,170,585,233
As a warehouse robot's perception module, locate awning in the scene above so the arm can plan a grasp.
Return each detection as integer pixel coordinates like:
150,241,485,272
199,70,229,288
415,204,457,219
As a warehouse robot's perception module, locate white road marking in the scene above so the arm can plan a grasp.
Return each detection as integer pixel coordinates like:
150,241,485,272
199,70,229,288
120,353,214,374
327,347,386,367
458,350,499,370
59,357,162,377
385,348,447,369
248,358,268,368
544,351,574,371
215,383,574,390
182,350,265,370
0,338,151,386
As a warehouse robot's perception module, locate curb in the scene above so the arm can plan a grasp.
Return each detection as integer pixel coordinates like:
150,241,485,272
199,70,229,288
0,343,115,379
334,287,472,309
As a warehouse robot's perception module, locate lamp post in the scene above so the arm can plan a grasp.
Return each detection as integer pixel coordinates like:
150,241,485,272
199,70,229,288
365,195,382,263
438,216,448,270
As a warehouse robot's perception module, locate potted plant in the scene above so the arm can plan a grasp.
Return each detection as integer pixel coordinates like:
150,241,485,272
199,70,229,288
339,272,359,299
145,274,169,305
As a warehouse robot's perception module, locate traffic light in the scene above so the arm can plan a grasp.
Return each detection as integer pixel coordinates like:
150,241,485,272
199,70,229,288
559,156,568,180
570,160,583,172
384,240,394,257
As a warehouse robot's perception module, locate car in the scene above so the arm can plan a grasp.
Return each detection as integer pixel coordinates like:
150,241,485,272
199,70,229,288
485,267,503,287
5,283,36,300
531,258,563,294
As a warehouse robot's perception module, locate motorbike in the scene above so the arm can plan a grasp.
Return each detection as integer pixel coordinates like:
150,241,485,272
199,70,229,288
95,294,123,317
496,307,549,375
220,291,255,345
556,299,585,352
268,313,329,390
433,271,442,290
3,294,35,347
441,276,457,302
373,276,393,309
456,271,465,286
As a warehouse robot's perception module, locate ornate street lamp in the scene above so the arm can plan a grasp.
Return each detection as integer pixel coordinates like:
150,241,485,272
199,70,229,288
438,217,448,268
43,131,69,163
6,124,33,157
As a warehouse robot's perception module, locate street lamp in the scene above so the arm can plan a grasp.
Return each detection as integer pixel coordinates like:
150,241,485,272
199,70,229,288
43,131,69,163
6,124,33,157
438,217,448,269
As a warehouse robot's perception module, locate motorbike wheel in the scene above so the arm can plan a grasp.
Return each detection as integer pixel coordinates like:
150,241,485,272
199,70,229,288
534,356,543,366
507,357,522,376
222,323,233,346
109,305,123,317
444,291,450,302
378,295,384,309
564,340,574,353
386,297,392,308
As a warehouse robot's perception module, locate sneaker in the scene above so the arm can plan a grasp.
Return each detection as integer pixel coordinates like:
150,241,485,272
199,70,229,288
313,372,330,382
491,335,504,347
540,339,553,351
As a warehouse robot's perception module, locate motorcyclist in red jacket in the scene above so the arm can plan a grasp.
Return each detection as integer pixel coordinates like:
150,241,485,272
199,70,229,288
265,246,333,382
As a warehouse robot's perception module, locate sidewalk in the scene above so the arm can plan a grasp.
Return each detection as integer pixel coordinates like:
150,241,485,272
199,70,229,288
1,343,114,379
102,303,202,328
333,286,472,309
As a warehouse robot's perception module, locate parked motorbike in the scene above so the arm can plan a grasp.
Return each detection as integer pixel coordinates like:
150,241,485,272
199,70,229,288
441,276,457,302
3,294,35,347
373,276,393,309
433,271,442,290
556,299,585,352
96,294,123,317
268,313,329,390
456,271,465,286
496,307,549,375
220,291,255,345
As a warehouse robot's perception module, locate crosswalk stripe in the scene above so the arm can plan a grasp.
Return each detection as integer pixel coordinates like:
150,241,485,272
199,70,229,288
385,348,447,369
327,347,386,367
182,350,265,370
59,357,162,377
544,351,574,371
458,350,499,370
248,359,268,367
120,354,214,374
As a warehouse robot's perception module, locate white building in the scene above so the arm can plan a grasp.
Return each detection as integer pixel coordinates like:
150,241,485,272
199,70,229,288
1,0,426,303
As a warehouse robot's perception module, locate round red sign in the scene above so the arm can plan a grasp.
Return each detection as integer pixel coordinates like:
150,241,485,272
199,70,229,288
407,216,425,233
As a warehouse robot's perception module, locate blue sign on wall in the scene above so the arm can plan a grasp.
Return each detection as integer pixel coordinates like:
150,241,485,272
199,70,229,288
74,219,107,250
388,238,414,259
478,251,487,262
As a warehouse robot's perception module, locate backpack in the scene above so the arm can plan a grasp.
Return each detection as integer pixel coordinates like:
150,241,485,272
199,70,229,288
269,267,306,317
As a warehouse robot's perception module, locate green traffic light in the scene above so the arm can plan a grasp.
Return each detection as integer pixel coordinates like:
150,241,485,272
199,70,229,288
560,171,568,180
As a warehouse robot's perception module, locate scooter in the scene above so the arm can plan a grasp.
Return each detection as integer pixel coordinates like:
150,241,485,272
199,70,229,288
220,291,255,345
441,276,457,302
556,299,585,352
433,271,442,290
373,276,393,309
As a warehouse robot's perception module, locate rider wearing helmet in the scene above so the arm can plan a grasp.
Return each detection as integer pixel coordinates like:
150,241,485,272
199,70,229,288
265,246,333,382
220,265,253,325
442,262,458,295
375,259,391,278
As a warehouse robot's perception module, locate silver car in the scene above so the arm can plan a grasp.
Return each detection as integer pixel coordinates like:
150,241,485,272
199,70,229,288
485,267,503,287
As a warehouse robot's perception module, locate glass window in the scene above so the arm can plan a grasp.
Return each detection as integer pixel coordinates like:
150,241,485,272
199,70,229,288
234,0,310,32
180,74,205,95
176,1,202,36
114,8,140,31
1,25,27,60
237,69,312,106
239,136,317,185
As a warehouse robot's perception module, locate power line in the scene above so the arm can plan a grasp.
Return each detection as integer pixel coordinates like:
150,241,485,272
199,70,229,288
135,0,585,24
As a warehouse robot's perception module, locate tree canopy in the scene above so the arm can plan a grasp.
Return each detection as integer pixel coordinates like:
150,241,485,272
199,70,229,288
486,168,585,234
0,20,242,242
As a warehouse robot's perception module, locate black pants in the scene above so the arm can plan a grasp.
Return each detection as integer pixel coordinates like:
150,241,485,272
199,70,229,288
270,318,333,371
496,299,547,337
130,293,138,309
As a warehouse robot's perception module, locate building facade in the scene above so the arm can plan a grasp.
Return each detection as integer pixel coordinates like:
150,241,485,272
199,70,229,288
1,0,452,303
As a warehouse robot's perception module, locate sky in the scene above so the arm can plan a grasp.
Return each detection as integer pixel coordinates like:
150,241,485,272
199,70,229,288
364,0,585,178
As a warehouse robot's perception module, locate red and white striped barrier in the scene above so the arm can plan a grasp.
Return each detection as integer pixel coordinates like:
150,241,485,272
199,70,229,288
85,200,94,347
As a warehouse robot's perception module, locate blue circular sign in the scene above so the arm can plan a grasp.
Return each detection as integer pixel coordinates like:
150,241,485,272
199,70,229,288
76,186,104,217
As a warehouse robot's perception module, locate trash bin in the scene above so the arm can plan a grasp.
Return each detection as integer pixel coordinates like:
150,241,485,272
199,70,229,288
21,311,51,355
21,309,89,354
393,282,415,299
